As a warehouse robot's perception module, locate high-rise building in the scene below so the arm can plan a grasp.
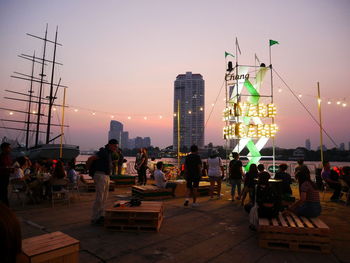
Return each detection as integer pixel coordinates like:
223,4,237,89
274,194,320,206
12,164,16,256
135,136,143,149
108,120,123,143
305,139,311,150
143,137,151,148
339,143,345,151
121,131,129,149
173,72,205,150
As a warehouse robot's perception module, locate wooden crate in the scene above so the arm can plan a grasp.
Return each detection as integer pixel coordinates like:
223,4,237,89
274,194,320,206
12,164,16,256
110,175,136,187
258,213,330,253
132,185,173,200
21,231,80,263
105,201,163,232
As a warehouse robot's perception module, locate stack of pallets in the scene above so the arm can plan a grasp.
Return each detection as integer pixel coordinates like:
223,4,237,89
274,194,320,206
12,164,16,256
258,213,330,253
21,231,80,263
105,201,164,232
110,175,136,187
80,174,115,191
132,185,173,200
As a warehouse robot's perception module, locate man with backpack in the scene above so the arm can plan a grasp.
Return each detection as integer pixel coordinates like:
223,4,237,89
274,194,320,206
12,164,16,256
90,139,119,225
229,152,244,201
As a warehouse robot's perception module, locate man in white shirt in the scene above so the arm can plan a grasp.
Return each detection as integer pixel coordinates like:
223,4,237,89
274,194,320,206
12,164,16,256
154,162,177,197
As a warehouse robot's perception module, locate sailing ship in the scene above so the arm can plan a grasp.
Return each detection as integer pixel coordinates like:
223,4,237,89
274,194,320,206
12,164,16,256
0,25,80,161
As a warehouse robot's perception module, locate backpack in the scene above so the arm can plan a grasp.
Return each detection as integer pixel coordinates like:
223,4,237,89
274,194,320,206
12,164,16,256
86,155,98,177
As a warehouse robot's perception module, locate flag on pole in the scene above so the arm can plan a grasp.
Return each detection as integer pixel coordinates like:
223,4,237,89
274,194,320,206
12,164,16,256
225,51,235,58
269,39,279,46
254,53,260,64
235,37,241,54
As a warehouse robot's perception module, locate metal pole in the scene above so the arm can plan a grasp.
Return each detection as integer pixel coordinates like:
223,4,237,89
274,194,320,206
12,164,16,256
317,82,324,164
177,100,180,168
35,24,48,146
26,52,35,149
59,87,67,158
269,44,276,175
46,26,59,143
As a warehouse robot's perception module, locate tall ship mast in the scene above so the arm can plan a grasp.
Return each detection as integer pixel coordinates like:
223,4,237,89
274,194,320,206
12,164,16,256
0,25,80,161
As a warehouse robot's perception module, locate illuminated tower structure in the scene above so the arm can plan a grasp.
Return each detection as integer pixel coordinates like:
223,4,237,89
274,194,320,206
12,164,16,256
173,72,205,150
223,62,278,170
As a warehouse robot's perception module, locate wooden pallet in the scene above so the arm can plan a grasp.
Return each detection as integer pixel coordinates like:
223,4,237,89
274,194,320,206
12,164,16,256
110,175,137,187
258,213,330,253
21,231,80,263
105,201,163,232
132,185,173,200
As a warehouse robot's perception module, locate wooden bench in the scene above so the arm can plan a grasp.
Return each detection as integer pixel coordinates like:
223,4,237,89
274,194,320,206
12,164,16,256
80,174,115,192
169,180,217,197
258,212,330,253
105,201,163,232
21,231,80,263
110,175,137,187
132,185,173,200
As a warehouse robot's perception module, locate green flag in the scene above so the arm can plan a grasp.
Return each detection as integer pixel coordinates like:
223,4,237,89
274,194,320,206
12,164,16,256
269,39,279,46
225,51,234,58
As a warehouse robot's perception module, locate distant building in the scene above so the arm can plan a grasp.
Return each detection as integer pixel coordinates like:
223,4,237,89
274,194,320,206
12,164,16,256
317,145,327,151
305,139,311,151
339,143,345,151
173,72,205,150
128,138,135,149
135,137,143,149
143,137,151,148
108,120,123,143
121,131,129,149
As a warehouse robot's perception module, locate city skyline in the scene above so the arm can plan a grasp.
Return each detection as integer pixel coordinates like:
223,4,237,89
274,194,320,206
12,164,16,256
0,1,349,150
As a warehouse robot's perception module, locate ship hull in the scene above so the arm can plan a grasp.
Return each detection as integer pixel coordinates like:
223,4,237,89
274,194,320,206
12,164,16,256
28,144,80,161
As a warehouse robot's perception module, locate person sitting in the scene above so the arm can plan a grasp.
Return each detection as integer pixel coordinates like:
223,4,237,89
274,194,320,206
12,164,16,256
294,159,310,181
50,160,68,191
274,163,292,196
321,160,341,201
241,163,258,206
285,170,321,218
66,162,78,184
257,163,271,181
256,172,280,219
154,161,177,197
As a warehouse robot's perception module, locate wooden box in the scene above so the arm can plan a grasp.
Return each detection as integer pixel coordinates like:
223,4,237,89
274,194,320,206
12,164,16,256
132,185,173,200
21,231,80,263
258,213,330,253
105,201,163,232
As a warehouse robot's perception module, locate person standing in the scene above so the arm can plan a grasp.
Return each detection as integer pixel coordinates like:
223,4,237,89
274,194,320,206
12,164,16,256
136,148,148,185
91,139,118,225
0,142,13,206
229,152,244,201
321,160,341,201
207,150,224,199
184,145,202,207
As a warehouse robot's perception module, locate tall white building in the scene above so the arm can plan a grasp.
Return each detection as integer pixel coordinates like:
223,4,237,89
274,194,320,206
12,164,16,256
173,72,204,150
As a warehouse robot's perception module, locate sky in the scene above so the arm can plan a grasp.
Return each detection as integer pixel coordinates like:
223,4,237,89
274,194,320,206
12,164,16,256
0,0,349,151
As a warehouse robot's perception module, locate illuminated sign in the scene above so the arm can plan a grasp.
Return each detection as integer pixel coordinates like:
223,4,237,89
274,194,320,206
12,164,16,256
225,73,250,82
223,123,278,139
223,102,276,120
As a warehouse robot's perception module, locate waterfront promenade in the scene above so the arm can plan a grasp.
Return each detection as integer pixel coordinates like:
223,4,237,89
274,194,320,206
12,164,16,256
13,183,350,263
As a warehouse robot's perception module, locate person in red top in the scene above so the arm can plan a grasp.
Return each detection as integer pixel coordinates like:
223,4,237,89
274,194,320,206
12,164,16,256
0,142,14,206
286,170,321,218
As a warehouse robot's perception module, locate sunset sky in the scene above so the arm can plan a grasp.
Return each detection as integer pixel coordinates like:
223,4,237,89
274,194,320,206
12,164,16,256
0,0,349,150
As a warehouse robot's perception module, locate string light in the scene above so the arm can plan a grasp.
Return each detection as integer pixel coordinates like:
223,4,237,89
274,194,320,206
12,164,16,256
144,116,147,120
127,116,131,120
32,110,36,114
298,94,302,98
173,113,177,117
327,101,331,105
278,88,282,93
111,115,114,119
342,103,347,107
159,115,163,119
200,107,203,111
74,109,78,112
188,110,192,114
337,101,341,105
211,103,215,107
53,107,56,111
9,112,14,115
92,112,96,116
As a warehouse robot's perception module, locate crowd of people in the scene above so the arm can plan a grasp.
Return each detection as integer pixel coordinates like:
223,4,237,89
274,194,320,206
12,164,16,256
0,142,79,207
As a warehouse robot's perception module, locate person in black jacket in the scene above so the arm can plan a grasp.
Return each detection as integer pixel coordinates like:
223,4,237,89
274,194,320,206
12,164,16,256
91,139,118,225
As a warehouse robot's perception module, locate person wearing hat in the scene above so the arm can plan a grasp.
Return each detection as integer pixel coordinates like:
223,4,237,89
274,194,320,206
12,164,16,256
91,139,119,225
